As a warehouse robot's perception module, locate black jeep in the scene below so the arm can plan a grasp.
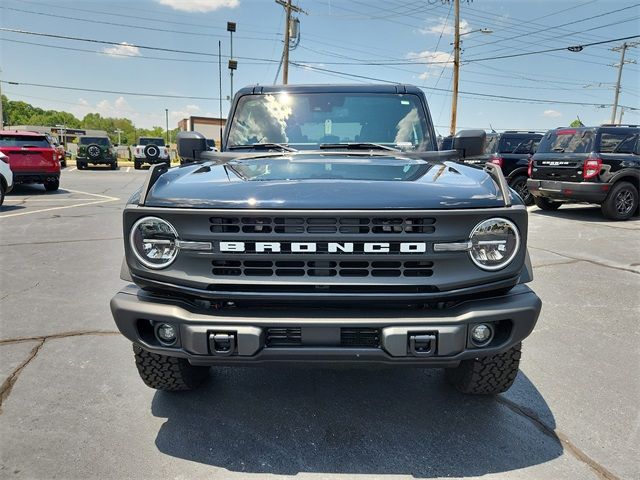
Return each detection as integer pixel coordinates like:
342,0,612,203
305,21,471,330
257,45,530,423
527,125,639,220
111,84,541,396
76,136,118,170
463,131,542,205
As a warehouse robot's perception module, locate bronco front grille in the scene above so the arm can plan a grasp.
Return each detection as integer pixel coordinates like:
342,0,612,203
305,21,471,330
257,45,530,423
212,259,434,278
210,216,436,235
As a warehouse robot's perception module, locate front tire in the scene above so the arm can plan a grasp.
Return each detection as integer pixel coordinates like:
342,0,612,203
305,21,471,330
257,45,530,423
534,196,561,211
133,344,210,391
446,343,521,395
44,179,60,192
110,161,118,170
0,182,5,206
601,181,638,221
134,160,141,170
77,161,85,170
509,175,534,206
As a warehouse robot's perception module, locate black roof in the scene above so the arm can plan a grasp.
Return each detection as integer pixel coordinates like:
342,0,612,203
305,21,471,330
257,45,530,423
234,84,424,96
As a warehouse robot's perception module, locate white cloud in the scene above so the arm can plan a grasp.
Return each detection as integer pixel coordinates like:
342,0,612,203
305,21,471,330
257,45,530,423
419,17,470,35
543,109,562,118
156,0,239,12
406,51,453,79
102,42,141,58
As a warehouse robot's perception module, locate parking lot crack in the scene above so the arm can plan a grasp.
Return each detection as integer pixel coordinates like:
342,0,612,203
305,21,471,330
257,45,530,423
0,339,45,414
529,246,639,275
0,331,120,414
497,396,620,480
0,282,39,302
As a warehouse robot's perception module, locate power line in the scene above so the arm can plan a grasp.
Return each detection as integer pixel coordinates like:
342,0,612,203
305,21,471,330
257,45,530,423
0,28,281,63
1,80,222,100
289,63,638,109
0,38,274,65
0,6,280,42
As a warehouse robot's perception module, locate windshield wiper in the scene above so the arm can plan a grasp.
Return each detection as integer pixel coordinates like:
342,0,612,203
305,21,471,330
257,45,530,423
552,147,565,152
228,143,297,152
319,142,400,152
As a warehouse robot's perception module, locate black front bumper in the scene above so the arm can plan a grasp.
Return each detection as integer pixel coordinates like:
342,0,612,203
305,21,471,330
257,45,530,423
110,284,541,367
527,179,610,203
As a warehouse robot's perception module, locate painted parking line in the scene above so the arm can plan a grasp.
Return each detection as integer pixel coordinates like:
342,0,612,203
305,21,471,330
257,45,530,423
3,198,98,202
126,167,131,172
0,189,119,219
68,167,77,172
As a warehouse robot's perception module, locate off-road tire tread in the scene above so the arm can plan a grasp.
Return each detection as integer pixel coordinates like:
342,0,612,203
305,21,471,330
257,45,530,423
446,343,521,395
133,344,209,391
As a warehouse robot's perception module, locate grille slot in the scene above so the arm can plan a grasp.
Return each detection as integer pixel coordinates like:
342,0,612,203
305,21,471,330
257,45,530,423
210,216,436,235
212,260,434,278
341,328,380,348
266,328,302,347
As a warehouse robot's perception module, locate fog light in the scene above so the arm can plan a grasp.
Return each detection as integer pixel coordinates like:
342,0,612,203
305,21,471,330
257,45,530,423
156,323,177,344
470,323,493,346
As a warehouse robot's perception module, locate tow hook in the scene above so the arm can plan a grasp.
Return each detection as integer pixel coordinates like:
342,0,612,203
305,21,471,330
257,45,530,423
408,333,437,357
209,332,236,356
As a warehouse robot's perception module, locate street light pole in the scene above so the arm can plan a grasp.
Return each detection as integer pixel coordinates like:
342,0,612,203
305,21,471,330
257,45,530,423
114,128,123,145
165,108,169,144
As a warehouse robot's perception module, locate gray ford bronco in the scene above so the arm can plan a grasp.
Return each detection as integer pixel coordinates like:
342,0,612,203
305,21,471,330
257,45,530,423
111,84,541,395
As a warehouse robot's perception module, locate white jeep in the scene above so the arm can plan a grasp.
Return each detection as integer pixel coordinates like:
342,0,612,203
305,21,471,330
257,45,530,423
132,137,170,169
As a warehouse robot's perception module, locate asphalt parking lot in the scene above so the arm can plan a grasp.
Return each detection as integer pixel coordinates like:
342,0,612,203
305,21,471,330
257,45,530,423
0,167,638,480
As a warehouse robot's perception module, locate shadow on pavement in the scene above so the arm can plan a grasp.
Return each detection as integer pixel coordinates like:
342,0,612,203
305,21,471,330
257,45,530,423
531,205,639,223
152,367,560,477
6,184,71,196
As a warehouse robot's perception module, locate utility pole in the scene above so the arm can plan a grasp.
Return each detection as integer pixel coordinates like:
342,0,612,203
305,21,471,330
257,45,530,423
610,42,638,124
218,40,223,148
114,128,123,145
449,0,460,136
610,43,627,124
276,0,306,84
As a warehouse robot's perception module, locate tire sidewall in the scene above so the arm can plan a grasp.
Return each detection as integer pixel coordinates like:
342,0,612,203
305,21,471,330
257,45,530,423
603,181,638,221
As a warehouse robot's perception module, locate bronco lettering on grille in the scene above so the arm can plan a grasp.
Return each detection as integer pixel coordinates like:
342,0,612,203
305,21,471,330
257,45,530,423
218,241,427,254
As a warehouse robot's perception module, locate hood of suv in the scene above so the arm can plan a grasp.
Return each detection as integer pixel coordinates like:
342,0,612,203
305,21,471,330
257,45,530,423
144,152,509,209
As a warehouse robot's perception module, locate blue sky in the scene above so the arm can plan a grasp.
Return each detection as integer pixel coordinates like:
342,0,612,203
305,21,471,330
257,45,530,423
1,0,638,134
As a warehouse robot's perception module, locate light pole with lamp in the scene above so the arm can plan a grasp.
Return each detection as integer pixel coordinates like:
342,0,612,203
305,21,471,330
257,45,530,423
449,4,493,136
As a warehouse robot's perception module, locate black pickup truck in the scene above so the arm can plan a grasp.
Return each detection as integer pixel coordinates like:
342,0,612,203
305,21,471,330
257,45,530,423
463,131,542,205
528,125,639,220
111,84,541,395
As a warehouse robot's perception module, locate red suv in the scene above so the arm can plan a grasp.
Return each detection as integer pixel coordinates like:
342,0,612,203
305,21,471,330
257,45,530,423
0,131,60,191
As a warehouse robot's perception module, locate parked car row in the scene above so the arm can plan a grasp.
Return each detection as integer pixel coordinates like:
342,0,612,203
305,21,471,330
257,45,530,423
454,124,639,221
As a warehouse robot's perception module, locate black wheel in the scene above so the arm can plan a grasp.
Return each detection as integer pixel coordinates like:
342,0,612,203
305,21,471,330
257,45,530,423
446,343,521,395
111,161,118,170
44,179,59,192
165,159,171,168
133,344,210,391
509,175,534,206
0,182,5,206
61,159,67,168
534,196,561,211
601,181,638,221
76,161,84,170
134,160,141,170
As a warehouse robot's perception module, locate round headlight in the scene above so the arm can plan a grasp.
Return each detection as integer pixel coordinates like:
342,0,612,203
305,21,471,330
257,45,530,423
130,217,179,269
469,218,520,271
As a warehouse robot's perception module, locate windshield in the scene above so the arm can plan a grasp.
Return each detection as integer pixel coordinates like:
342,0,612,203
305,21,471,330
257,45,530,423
139,138,165,146
498,135,541,154
227,93,432,151
80,137,110,146
0,135,51,148
537,129,595,154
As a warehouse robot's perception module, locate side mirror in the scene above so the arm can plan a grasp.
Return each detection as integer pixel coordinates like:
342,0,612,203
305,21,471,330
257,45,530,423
177,131,207,162
453,129,486,158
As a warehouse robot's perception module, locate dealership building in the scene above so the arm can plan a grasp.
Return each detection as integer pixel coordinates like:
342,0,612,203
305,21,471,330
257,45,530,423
178,116,226,149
